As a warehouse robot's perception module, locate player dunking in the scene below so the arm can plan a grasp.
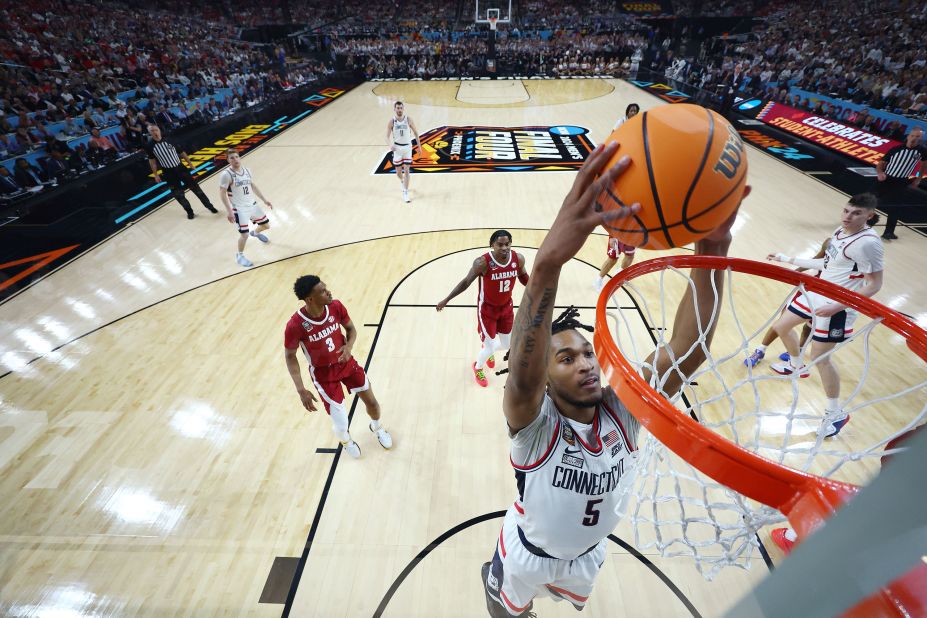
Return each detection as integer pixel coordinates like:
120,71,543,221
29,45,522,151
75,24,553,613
482,142,751,617
284,276,392,458
386,101,420,203
436,230,529,388
766,193,884,437
219,148,273,268
593,237,635,292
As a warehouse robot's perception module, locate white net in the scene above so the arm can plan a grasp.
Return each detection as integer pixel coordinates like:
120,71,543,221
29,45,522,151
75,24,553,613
603,261,927,580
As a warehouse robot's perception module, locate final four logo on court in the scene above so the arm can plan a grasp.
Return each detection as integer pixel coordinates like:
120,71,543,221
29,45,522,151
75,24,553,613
374,125,595,174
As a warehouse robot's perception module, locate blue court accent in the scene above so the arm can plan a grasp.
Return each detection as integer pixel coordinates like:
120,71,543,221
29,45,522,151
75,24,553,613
549,125,586,136
115,190,172,224
128,182,167,201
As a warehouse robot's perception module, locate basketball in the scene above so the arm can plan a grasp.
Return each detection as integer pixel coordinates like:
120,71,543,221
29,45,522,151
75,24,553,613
596,104,748,250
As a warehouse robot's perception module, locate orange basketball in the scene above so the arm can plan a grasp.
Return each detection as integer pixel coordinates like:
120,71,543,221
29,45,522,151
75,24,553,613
596,104,748,250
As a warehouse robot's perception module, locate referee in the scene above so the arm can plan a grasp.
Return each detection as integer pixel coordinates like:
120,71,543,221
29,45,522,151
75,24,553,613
145,123,217,219
875,126,925,240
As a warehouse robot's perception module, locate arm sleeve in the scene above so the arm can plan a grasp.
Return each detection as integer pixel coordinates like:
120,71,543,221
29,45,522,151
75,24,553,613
510,397,559,467
791,256,826,270
846,237,884,274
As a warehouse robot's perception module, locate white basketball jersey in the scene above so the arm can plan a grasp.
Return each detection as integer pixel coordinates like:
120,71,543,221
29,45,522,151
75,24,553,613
510,389,640,559
222,167,256,209
821,226,884,291
392,116,411,145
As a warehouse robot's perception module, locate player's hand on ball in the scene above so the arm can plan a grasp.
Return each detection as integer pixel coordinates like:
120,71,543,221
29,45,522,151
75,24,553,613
297,388,318,412
537,141,640,267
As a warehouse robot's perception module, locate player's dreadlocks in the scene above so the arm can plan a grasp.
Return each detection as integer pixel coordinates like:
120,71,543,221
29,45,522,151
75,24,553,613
495,306,594,375
551,306,594,335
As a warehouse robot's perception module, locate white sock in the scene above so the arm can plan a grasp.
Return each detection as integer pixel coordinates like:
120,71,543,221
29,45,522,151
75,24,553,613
784,528,797,542
790,355,804,368
370,419,381,430
337,431,351,443
475,344,493,370
757,344,767,353
826,398,840,413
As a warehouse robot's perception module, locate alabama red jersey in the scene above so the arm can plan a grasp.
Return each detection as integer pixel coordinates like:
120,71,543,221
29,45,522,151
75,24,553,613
283,300,350,371
479,251,521,307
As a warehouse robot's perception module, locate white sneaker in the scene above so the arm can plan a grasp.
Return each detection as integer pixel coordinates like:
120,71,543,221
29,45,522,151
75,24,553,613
402,190,410,203
341,440,361,458
236,253,253,267
249,230,269,243
370,422,392,449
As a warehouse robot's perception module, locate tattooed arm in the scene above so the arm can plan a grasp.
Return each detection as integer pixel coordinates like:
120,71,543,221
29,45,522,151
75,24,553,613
504,141,639,430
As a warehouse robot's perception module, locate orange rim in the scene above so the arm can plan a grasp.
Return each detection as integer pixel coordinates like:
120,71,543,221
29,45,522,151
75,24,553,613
594,255,927,616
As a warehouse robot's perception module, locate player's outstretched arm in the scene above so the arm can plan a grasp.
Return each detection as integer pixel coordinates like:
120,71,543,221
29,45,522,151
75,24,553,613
504,142,638,430
436,257,485,311
645,187,751,397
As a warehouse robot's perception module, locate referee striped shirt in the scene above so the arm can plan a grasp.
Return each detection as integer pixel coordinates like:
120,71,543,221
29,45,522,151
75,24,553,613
882,144,927,179
144,138,183,169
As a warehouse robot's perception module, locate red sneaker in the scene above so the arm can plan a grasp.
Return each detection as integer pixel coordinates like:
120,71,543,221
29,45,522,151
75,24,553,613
486,355,495,369
473,363,488,387
771,528,796,554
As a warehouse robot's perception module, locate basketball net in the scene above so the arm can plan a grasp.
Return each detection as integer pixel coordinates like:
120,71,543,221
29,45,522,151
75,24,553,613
595,256,927,613
488,17,498,31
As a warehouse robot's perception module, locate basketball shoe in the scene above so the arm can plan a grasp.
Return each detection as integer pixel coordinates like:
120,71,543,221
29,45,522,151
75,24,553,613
743,348,765,367
236,253,253,267
341,439,361,459
771,361,810,378
594,276,606,293
770,528,796,554
824,413,850,438
402,189,410,203
486,355,495,369
250,230,269,243
370,422,392,449
473,363,488,387
779,352,791,362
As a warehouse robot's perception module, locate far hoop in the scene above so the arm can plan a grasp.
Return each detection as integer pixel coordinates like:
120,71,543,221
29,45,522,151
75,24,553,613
594,254,927,617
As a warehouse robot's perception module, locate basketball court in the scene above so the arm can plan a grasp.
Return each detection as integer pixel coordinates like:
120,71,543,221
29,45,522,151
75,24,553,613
1,79,925,617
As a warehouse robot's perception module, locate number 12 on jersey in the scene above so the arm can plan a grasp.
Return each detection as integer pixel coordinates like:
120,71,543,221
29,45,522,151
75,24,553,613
498,279,511,293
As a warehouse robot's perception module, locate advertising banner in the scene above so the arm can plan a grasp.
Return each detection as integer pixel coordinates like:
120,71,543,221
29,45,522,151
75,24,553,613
754,101,901,165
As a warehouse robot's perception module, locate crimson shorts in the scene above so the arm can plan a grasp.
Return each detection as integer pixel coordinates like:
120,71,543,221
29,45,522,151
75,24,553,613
308,358,369,415
606,239,635,259
478,301,514,341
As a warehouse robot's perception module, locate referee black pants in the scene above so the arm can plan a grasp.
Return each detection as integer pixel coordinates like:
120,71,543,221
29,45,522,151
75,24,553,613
874,177,914,236
161,165,215,214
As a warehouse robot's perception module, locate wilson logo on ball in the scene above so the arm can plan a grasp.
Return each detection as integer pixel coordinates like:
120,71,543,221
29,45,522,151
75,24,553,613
713,124,745,180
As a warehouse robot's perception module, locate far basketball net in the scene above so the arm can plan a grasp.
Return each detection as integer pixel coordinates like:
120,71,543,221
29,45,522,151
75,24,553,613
596,104,748,249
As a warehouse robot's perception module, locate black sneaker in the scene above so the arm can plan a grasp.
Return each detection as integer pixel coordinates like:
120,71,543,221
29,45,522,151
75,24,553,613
205,205,219,213
881,232,898,240
186,211,195,220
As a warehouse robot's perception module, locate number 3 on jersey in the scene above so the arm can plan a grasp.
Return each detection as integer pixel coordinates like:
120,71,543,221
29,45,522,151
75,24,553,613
498,279,511,293
325,337,335,352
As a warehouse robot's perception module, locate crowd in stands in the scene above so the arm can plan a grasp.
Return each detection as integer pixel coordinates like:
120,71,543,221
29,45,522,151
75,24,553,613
0,0,331,200
657,0,927,130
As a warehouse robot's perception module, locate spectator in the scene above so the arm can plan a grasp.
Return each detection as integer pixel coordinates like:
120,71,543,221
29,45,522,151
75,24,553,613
0,165,23,196
13,158,46,188
87,128,120,166
42,150,71,182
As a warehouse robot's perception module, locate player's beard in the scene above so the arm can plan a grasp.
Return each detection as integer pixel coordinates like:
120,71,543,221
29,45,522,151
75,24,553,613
548,382,603,409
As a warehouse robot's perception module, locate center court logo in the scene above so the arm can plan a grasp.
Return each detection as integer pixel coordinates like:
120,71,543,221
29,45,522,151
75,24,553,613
373,125,595,174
